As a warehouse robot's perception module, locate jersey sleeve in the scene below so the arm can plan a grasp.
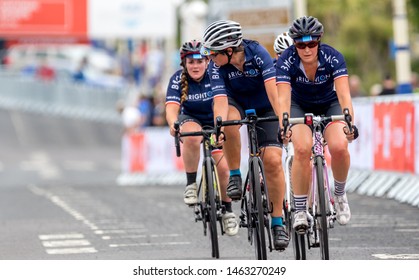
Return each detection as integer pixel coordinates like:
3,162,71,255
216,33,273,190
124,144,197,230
165,71,182,105
330,51,348,80
208,61,228,98
275,53,292,84
254,43,276,82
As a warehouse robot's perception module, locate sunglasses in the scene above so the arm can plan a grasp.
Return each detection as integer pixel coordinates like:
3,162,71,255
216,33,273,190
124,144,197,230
295,41,319,49
200,47,226,59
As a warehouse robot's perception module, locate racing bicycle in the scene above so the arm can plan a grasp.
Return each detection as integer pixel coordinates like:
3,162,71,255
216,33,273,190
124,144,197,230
174,122,225,259
282,108,353,260
216,109,278,260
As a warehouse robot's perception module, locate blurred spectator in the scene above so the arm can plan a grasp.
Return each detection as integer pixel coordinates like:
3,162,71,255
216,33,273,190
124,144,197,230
379,74,396,95
151,94,166,126
72,56,88,83
137,94,153,128
35,58,55,82
370,83,383,96
349,74,366,97
116,99,141,134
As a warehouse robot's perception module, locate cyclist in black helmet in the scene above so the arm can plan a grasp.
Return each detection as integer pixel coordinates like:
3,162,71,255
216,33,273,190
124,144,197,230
276,16,358,233
201,20,289,251
166,39,239,236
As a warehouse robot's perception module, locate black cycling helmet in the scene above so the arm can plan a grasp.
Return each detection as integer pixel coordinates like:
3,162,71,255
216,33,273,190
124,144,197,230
288,16,324,41
180,39,203,60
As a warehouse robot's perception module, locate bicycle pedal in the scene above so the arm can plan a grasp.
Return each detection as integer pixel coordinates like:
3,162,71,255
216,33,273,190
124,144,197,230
295,225,308,235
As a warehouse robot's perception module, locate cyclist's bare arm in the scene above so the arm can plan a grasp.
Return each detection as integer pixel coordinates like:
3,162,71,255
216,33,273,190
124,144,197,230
212,95,229,143
277,82,292,142
165,103,180,136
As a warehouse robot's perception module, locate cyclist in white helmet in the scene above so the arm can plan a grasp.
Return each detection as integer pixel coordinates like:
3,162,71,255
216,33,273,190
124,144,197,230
273,32,293,56
201,20,289,251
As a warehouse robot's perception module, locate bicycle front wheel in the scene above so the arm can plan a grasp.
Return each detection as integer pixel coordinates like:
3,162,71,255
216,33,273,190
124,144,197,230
204,157,219,259
314,156,329,260
250,157,267,260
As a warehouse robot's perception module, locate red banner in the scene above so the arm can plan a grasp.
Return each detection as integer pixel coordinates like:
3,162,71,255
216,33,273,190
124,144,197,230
374,101,415,172
0,0,87,37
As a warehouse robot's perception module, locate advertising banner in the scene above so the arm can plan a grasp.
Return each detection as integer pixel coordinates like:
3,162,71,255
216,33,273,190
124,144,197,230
0,0,87,37
374,101,415,172
349,102,374,170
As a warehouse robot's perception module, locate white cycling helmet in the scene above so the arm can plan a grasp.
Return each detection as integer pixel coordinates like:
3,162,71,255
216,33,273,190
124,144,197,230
273,32,293,54
202,20,243,51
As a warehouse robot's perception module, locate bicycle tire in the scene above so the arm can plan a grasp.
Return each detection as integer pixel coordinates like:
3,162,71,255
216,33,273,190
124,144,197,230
204,157,220,259
314,156,329,260
250,157,267,260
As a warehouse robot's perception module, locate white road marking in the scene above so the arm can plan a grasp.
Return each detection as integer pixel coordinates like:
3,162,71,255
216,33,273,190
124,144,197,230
39,233,85,240
42,240,91,247
395,229,419,232
28,184,99,231
46,248,97,255
38,233,97,255
109,241,190,248
20,152,61,179
373,254,419,260
102,233,181,240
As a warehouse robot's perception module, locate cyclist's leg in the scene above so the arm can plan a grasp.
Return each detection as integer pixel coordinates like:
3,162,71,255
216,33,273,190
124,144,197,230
222,98,244,200
178,115,202,205
257,110,289,250
324,103,351,225
212,150,239,236
288,104,312,231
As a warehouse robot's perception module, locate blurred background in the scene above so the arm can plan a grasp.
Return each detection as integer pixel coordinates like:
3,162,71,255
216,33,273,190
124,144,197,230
1,0,419,261
0,0,418,121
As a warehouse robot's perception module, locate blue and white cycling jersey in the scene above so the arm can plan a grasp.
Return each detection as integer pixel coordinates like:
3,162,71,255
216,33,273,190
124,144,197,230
208,39,276,111
166,69,214,124
275,43,348,109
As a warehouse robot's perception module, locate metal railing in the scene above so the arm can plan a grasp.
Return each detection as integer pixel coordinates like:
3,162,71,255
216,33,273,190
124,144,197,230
0,66,129,123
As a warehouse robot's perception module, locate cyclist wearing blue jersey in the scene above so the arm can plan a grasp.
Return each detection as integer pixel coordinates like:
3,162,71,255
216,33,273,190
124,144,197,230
276,16,358,231
200,20,289,250
166,39,239,236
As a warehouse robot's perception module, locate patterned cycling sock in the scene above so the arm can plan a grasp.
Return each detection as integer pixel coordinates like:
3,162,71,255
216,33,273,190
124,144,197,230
186,172,197,186
271,216,284,228
229,169,241,177
294,194,307,212
334,179,346,196
222,201,232,213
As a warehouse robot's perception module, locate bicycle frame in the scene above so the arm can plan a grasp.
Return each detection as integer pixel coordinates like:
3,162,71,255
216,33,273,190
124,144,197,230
173,122,224,259
283,109,352,260
216,110,277,260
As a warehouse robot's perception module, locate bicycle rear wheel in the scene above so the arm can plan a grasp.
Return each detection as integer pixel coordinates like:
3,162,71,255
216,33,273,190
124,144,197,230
204,157,219,259
314,156,329,260
250,157,267,260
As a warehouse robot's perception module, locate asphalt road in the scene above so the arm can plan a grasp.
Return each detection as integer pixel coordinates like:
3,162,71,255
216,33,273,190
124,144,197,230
1,108,418,260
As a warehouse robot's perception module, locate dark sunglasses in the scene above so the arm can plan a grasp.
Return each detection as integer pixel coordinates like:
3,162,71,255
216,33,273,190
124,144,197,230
295,41,319,49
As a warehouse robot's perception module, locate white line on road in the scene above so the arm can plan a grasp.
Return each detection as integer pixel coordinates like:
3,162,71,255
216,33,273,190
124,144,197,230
39,233,85,240
109,241,190,248
102,233,181,240
373,254,419,260
42,240,91,248
28,184,99,231
46,248,97,255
